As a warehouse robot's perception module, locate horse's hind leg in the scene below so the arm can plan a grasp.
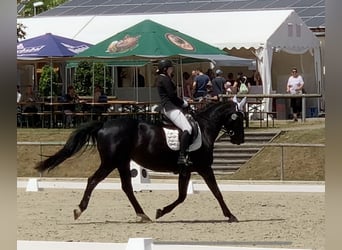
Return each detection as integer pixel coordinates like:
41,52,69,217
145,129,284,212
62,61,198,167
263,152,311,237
118,164,152,223
74,163,114,220
198,168,238,223
155,171,191,219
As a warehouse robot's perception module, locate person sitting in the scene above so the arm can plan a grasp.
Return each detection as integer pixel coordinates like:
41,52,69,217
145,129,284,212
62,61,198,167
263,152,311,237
22,85,40,127
156,59,192,175
63,86,79,128
132,69,145,87
92,84,108,119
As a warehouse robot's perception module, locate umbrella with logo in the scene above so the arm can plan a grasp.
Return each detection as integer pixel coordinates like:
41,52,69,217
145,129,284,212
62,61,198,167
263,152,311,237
17,33,92,103
17,32,92,58
75,19,252,100
76,19,252,65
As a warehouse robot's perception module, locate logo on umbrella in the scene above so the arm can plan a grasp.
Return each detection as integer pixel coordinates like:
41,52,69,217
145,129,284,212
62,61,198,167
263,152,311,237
165,33,194,51
61,43,90,54
106,35,141,53
17,43,45,56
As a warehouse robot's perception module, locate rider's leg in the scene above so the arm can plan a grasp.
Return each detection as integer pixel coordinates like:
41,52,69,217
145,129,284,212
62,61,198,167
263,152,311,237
177,130,191,165
163,109,192,170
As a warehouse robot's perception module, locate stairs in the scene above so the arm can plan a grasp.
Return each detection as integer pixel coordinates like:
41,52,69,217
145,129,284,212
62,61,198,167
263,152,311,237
148,131,279,178
212,131,279,174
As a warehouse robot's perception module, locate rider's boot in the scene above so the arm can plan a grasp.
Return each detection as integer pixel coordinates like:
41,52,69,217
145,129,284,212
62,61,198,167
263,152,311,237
177,131,192,175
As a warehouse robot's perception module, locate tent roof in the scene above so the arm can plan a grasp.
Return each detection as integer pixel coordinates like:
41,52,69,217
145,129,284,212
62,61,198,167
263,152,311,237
18,9,319,51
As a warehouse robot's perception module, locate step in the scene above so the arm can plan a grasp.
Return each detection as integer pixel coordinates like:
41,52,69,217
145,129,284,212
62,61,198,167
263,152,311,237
211,131,279,175
212,153,254,159
213,159,248,164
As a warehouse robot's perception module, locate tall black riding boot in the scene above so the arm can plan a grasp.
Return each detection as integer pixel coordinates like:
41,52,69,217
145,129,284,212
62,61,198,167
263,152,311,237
177,131,192,170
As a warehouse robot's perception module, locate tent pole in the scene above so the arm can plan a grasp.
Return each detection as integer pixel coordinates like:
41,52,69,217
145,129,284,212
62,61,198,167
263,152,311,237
92,62,95,102
50,58,53,104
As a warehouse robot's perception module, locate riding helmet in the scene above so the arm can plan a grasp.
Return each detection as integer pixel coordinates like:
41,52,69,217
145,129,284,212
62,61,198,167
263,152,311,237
158,59,173,72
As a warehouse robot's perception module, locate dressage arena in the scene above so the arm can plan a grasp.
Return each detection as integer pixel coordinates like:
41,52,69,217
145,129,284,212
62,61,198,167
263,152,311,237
17,178,325,250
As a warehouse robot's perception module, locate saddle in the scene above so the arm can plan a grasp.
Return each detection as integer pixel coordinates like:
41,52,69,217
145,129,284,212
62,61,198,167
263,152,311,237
161,113,202,152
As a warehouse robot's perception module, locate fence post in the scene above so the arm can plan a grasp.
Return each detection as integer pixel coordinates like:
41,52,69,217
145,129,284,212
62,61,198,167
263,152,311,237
280,146,284,181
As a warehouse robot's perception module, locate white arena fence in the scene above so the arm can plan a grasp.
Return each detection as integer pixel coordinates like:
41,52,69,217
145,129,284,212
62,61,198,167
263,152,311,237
17,141,325,181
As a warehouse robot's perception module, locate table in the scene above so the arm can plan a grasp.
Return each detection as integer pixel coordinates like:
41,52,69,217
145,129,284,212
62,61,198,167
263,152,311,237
220,93,322,122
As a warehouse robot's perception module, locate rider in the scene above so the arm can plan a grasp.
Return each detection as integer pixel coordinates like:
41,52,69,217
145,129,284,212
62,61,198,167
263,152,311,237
156,59,193,173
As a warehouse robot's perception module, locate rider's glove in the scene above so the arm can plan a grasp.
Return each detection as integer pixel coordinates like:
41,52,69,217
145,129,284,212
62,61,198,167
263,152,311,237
182,100,189,108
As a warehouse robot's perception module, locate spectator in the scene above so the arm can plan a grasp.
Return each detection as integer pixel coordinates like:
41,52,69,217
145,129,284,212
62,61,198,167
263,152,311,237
224,73,234,94
17,85,22,103
132,69,145,87
286,67,304,121
253,71,262,86
182,71,193,100
93,84,102,102
192,68,211,99
92,84,107,118
22,85,39,127
210,69,226,100
206,68,215,81
233,72,250,94
63,85,79,128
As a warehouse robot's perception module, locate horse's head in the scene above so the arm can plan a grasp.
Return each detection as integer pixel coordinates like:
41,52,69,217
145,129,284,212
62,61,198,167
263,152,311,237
223,110,245,145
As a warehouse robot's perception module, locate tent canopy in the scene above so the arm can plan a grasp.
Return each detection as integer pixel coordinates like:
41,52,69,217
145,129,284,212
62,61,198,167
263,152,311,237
18,10,322,110
18,10,319,52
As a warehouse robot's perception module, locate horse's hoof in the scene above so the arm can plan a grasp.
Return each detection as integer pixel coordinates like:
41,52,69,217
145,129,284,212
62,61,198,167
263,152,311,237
228,214,239,223
155,209,163,219
136,213,152,223
73,208,82,220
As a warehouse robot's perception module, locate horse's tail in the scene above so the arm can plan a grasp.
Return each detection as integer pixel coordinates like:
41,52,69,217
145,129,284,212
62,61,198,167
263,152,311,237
35,121,104,173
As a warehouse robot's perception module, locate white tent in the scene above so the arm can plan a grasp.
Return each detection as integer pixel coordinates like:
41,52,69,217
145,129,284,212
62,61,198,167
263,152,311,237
18,10,322,112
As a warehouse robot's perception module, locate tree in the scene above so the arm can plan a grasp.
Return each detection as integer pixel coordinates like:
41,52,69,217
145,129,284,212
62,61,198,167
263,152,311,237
73,61,112,96
17,23,26,42
39,65,60,98
17,0,68,17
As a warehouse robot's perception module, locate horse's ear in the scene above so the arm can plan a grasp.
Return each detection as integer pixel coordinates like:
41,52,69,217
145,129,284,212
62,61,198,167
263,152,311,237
232,96,246,111
237,97,247,111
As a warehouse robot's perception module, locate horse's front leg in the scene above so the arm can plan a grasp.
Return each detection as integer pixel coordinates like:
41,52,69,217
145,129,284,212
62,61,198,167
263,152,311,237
198,167,238,223
156,171,191,219
118,165,152,223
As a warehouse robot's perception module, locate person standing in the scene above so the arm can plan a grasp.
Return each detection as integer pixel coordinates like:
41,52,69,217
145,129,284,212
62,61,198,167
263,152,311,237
156,59,192,175
182,71,193,100
210,69,226,100
192,68,211,99
286,67,304,121
224,73,234,94
17,85,22,103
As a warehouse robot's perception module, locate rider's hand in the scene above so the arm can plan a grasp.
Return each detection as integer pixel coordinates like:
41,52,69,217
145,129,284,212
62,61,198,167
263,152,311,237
182,100,189,108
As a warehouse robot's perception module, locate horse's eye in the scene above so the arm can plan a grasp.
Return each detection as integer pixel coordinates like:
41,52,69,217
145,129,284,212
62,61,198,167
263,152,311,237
231,113,238,120
228,130,235,136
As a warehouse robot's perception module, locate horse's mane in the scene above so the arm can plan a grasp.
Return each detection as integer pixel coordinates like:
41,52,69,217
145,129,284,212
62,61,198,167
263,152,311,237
194,100,236,120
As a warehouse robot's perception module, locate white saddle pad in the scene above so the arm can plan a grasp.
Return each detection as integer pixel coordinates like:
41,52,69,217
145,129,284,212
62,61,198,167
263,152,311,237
162,125,202,152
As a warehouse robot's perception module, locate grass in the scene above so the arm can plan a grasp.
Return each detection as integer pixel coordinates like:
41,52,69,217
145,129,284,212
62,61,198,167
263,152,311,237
17,118,325,181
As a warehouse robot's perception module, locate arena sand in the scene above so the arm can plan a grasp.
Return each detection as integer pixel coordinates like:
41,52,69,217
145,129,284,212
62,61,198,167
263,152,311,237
17,187,324,249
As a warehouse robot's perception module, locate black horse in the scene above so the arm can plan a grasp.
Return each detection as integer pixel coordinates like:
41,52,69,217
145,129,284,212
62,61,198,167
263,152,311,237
35,100,245,223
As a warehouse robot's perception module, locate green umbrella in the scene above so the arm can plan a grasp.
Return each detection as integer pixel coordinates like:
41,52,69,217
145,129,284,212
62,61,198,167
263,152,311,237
76,19,228,60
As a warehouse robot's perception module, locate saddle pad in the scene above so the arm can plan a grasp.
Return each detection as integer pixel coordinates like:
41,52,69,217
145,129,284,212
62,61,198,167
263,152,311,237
163,126,202,152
